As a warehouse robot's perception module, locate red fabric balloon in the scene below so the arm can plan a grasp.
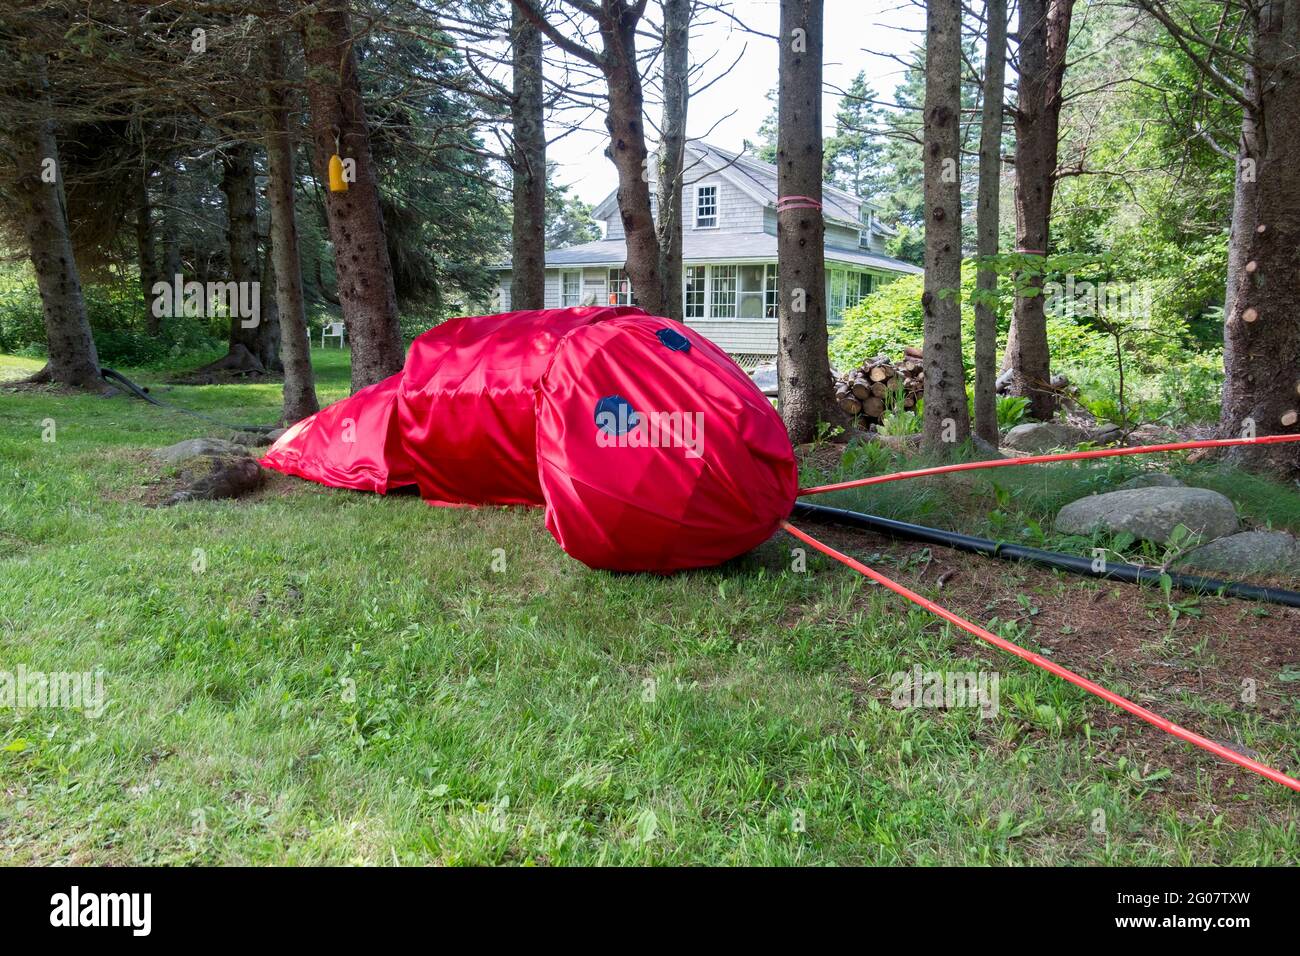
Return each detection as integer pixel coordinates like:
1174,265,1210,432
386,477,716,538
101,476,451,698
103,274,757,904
260,306,797,571
536,314,798,571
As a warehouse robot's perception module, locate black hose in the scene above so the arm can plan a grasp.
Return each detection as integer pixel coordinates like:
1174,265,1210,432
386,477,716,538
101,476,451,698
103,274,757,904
100,367,278,433
791,501,1300,609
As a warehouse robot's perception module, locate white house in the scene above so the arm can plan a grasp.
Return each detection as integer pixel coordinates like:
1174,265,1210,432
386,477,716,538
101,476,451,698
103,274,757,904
492,141,921,363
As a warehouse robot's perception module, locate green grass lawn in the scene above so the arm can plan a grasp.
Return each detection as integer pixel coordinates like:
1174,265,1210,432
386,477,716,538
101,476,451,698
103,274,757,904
2,348,1299,865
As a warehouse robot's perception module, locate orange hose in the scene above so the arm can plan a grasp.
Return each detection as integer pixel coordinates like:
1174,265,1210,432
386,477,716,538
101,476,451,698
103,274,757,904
798,433,1300,497
781,519,1300,793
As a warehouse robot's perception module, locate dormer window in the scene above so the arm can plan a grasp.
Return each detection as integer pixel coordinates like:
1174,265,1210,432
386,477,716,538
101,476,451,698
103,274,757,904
695,185,718,228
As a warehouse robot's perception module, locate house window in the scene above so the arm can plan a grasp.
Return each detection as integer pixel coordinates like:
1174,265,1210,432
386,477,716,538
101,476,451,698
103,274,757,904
846,272,873,311
710,265,737,317
764,264,780,318
683,266,706,319
560,270,582,307
695,185,718,228
828,269,848,321
608,268,633,305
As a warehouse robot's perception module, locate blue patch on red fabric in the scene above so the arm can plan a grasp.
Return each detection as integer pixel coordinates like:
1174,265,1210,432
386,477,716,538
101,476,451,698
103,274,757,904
594,395,640,436
655,328,691,352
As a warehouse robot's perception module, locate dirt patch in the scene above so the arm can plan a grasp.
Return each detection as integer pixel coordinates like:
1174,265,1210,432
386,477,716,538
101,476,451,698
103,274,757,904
2,380,106,397
791,517,1300,808
795,441,848,475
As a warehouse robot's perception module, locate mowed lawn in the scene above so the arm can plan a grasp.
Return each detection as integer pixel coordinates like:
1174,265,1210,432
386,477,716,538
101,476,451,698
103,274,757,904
2,347,1299,865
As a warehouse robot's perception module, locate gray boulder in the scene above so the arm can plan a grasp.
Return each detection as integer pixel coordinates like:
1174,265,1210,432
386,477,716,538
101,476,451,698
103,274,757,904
1055,487,1239,546
1177,531,1300,576
1091,423,1124,445
1004,422,1089,454
1116,473,1184,491
153,437,249,464
164,455,264,506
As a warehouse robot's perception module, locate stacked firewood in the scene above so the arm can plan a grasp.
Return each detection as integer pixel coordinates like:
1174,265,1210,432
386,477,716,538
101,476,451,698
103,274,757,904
834,346,925,427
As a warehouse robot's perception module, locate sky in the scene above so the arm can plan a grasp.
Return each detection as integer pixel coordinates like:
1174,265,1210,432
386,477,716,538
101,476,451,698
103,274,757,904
540,0,926,206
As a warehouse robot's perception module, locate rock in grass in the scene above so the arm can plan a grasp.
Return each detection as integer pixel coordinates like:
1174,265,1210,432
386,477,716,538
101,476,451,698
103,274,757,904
153,437,248,464
164,455,264,505
1003,422,1089,454
1055,487,1238,546
1176,531,1300,576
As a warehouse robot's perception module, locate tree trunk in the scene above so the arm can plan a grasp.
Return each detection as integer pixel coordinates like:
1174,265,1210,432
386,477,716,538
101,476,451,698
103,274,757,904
264,34,319,425
1007,0,1073,421
10,55,100,388
220,142,273,366
655,0,691,323
509,0,664,313
302,1,405,393
135,162,160,334
599,2,665,316
1219,2,1300,473
973,0,1006,445
259,244,282,373
160,152,183,281
920,0,970,451
510,4,546,311
776,0,842,443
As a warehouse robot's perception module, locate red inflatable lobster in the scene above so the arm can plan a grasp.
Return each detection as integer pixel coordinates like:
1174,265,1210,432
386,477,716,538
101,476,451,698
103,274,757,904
260,306,798,572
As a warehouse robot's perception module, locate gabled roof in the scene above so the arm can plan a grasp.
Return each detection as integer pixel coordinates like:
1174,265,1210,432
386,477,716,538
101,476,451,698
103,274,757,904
492,232,921,274
591,141,881,230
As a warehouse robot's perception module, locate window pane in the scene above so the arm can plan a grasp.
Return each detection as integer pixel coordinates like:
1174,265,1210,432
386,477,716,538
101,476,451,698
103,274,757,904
608,268,632,305
710,264,737,318
765,264,780,318
561,271,582,306
830,270,846,319
696,185,717,227
683,265,706,319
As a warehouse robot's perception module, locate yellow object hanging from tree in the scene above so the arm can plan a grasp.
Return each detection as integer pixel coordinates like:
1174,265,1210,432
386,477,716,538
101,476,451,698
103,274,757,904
328,127,349,192
328,153,348,192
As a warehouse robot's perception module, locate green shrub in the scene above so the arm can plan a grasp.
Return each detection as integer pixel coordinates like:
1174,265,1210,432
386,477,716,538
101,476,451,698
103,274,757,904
0,266,224,367
831,263,1225,426
831,266,1118,373
996,395,1031,430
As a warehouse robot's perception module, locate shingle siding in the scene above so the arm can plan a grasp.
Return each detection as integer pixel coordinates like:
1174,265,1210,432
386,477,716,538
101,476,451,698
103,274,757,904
685,319,778,355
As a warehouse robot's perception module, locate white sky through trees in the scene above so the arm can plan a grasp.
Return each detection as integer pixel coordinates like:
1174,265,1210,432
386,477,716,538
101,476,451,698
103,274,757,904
542,0,925,205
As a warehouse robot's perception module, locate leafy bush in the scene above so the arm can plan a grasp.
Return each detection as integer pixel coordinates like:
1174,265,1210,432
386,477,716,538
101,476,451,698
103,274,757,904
0,266,224,367
996,395,1031,430
831,263,1225,426
831,266,1119,373
878,407,921,436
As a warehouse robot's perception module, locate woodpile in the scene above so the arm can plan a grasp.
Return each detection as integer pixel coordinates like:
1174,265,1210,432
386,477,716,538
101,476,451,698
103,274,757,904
835,346,925,428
